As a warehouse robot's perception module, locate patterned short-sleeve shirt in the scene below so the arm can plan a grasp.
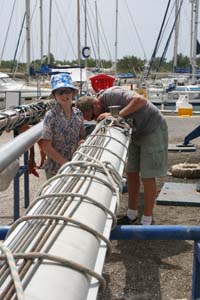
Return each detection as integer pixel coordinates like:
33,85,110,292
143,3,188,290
41,103,85,175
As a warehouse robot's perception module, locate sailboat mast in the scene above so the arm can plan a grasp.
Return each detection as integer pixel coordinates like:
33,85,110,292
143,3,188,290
173,0,180,72
191,0,199,84
114,0,118,74
190,0,194,65
77,0,81,66
40,0,44,65
26,0,31,80
84,0,88,68
48,0,52,65
95,1,100,69
84,0,87,47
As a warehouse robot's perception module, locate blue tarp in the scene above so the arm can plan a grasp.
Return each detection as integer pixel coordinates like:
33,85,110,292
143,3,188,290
117,72,135,79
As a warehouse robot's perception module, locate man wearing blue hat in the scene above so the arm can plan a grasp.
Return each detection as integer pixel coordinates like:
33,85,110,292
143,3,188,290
40,73,85,179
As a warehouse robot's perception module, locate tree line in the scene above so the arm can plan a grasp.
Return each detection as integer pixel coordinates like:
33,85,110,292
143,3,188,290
1,53,199,76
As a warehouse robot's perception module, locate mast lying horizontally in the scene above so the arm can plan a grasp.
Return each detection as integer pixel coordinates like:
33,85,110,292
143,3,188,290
0,117,131,300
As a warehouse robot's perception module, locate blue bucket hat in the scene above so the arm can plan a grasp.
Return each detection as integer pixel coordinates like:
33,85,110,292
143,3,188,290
50,73,79,96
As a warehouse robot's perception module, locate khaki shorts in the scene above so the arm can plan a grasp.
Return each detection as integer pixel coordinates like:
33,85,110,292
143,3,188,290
126,120,168,178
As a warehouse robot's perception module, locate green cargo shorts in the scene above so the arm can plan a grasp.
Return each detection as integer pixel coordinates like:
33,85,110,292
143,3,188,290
126,120,168,178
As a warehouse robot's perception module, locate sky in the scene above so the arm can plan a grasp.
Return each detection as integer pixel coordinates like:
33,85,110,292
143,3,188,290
0,0,197,65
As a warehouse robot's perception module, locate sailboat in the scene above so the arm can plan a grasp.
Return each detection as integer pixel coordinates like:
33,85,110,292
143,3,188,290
146,0,200,109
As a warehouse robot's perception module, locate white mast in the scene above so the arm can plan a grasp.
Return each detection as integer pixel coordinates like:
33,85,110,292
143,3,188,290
26,0,31,80
190,0,194,65
84,0,87,47
84,0,88,68
77,0,81,66
114,0,119,74
191,0,199,84
40,0,44,64
48,0,52,65
173,0,180,72
95,1,101,69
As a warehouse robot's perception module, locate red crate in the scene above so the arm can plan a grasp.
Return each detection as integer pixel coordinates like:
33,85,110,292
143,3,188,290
90,73,115,93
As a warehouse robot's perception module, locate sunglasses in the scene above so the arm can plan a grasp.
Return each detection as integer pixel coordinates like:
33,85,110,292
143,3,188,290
55,88,73,95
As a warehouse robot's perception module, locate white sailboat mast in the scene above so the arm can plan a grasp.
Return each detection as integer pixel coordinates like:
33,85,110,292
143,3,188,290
84,0,88,68
173,0,181,71
95,1,101,68
114,0,118,74
40,0,44,64
84,0,87,47
48,0,52,65
77,0,81,66
26,0,31,79
190,0,194,65
191,0,199,84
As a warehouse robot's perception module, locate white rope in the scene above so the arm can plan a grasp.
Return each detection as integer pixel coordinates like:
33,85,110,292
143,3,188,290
7,215,112,255
75,150,121,213
26,192,117,227
0,252,106,290
0,242,25,300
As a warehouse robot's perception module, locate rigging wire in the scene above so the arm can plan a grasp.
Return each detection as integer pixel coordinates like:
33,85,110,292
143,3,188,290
86,3,99,64
156,0,184,73
0,0,17,65
156,2,176,54
14,0,38,75
144,0,172,79
87,1,112,66
97,8,113,63
81,0,97,62
30,0,39,62
10,12,26,74
53,0,77,61
124,0,147,61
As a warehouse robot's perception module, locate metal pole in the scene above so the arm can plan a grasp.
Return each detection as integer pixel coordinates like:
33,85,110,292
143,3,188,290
192,0,199,84
190,0,194,66
26,0,31,80
0,122,43,173
95,1,100,69
192,241,200,299
13,169,20,221
84,0,88,69
0,227,10,240
173,0,180,72
77,0,81,66
111,225,200,240
114,0,118,74
24,151,30,209
40,0,44,64
48,0,52,65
